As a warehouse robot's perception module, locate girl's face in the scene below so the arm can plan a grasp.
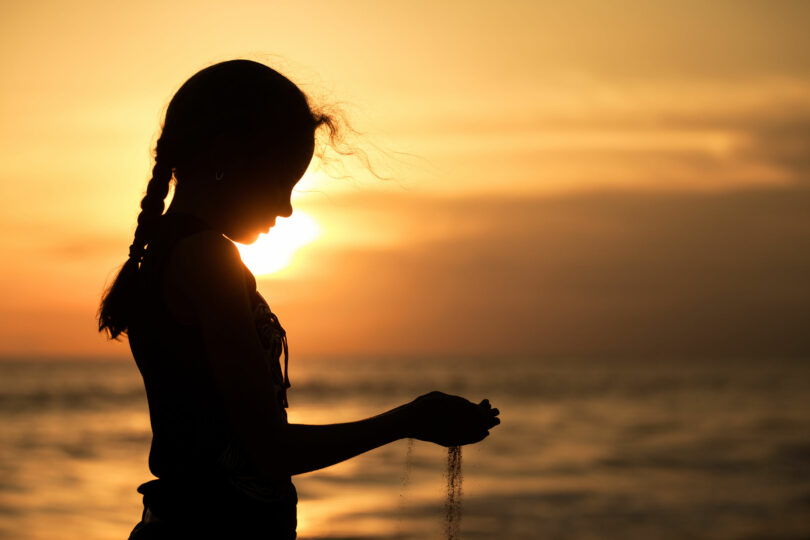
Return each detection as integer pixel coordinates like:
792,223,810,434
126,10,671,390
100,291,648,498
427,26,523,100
217,146,312,244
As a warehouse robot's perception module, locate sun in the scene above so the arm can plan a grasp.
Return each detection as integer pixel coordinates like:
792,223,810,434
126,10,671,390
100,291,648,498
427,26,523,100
234,211,320,275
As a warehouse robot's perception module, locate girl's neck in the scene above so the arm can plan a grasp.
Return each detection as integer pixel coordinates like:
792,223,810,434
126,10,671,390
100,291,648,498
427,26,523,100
165,185,224,232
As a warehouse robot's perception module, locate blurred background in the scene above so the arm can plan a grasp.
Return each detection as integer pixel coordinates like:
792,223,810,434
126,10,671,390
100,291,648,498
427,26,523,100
1,1,809,539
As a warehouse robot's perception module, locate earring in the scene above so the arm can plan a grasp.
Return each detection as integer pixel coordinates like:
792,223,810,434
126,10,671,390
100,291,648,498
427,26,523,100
215,170,225,181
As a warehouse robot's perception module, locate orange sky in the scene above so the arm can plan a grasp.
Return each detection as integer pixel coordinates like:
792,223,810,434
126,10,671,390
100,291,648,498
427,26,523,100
1,1,809,359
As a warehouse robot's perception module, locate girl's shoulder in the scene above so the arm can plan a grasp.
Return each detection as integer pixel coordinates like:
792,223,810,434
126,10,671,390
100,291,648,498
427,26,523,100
140,212,251,325
161,225,256,326
155,212,244,282
157,228,232,323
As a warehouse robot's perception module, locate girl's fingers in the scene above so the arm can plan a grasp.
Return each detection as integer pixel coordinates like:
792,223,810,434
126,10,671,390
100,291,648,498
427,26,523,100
491,408,500,416
479,399,491,408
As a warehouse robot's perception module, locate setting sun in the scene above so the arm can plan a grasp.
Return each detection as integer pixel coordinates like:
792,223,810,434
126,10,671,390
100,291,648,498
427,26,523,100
234,211,320,275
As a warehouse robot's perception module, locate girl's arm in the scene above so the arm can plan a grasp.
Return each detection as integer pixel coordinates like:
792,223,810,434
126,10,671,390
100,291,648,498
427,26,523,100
282,390,496,476
169,232,498,481
282,404,411,476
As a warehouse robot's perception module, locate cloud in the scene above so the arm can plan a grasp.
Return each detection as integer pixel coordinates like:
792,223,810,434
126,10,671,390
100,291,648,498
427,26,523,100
269,188,810,358
3,186,809,360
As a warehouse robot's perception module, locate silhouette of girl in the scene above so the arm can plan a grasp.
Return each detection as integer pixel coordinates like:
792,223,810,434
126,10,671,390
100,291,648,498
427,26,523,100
98,59,500,539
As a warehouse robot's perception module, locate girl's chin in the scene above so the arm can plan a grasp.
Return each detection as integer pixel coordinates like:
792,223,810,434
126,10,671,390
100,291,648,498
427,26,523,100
230,221,274,243
228,229,261,245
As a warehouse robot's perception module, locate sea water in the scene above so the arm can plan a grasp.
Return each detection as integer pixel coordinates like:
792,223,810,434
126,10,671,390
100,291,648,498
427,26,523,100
0,355,809,540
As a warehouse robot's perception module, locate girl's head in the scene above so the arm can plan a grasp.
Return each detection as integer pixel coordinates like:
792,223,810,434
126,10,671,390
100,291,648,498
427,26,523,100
163,59,326,241
99,59,335,339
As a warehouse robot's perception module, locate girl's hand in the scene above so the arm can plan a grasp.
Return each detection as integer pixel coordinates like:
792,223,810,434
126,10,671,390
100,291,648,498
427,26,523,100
405,391,501,447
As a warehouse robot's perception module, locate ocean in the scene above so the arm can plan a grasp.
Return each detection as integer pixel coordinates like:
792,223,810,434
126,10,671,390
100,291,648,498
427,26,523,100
1,355,808,540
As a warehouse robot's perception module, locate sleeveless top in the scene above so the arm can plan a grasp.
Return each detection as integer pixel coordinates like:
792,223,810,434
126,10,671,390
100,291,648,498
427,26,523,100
127,211,296,538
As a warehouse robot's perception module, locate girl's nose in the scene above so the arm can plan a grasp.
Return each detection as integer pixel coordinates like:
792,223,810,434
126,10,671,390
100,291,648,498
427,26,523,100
277,200,293,218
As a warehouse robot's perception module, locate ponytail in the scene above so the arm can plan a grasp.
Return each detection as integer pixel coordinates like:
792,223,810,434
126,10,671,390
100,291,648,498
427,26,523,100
97,139,173,340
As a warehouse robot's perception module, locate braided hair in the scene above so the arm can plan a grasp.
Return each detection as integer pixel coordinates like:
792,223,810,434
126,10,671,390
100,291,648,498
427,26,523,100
96,138,173,339
98,59,339,340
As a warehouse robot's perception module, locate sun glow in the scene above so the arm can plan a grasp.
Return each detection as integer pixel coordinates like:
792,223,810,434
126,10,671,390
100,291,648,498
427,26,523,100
235,212,320,276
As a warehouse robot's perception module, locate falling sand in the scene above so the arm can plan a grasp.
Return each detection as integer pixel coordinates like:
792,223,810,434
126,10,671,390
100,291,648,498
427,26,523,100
402,437,414,488
445,446,462,539
399,440,463,539
396,438,415,537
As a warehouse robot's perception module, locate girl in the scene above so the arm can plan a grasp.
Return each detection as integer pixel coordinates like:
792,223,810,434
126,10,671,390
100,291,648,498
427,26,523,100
98,59,500,539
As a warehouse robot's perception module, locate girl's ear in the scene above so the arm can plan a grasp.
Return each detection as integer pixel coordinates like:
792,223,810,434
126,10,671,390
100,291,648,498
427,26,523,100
176,136,241,185
207,132,233,166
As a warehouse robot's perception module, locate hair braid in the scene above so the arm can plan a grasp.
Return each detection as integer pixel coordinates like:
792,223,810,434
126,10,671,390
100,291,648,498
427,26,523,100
128,154,173,262
98,139,174,339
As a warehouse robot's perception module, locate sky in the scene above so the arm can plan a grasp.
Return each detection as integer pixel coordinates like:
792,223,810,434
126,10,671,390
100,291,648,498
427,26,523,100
0,0,809,359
